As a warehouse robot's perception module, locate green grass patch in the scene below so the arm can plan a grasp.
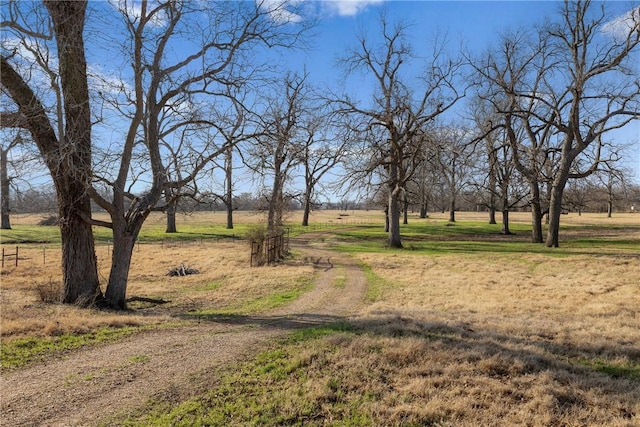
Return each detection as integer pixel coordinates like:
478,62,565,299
360,261,395,303
0,225,61,244
129,354,150,364
564,237,640,250
117,324,373,427
333,266,347,289
187,276,314,319
575,358,640,380
1,326,147,370
332,222,638,257
195,280,223,292
334,239,573,256
332,220,532,241
0,223,253,245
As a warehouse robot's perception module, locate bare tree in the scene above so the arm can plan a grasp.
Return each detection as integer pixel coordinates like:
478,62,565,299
474,1,640,246
564,178,593,215
334,15,463,248
431,125,476,223
592,145,632,217
299,107,351,227
540,1,640,246
472,28,556,243
0,132,22,229
471,100,529,234
208,89,254,230
3,1,310,309
1,0,102,305
81,0,310,309
248,72,309,231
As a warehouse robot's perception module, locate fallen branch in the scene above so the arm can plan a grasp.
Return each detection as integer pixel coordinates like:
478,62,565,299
166,264,200,277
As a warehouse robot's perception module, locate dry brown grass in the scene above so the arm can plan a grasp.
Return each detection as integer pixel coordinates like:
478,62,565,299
333,218,640,425
1,209,637,340
0,238,315,340
2,210,639,425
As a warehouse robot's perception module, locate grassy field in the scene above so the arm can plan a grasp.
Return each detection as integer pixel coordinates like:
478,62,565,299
1,210,639,425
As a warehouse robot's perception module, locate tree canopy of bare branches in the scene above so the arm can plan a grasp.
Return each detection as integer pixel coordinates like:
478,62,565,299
332,15,465,247
2,0,311,309
474,1,640,246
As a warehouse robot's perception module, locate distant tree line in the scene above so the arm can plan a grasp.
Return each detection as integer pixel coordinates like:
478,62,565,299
7,179,639,218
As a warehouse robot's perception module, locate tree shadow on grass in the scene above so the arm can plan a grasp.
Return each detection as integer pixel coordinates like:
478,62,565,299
183,311,347,331
187,308,639,423
186,308,639,381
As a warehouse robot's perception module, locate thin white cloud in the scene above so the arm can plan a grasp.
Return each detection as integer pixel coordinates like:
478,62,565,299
258,0,305,24
323,0,385,17
258,0,384,22
602,7,639,41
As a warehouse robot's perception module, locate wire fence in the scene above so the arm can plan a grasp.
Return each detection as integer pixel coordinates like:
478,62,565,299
1,246,19,267
0,236,244,271
0,220,375,270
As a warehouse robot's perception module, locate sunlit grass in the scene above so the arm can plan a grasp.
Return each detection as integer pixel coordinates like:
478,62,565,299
332,219,639,256
187,276,314,318
1,326,147,370
118,316,640,426
4,210,640,425
0,225,61,244
575,357,640,380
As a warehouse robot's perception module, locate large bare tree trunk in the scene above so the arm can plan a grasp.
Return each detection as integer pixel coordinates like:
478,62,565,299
268,167,284,232
58,183,100,305
2,1,102,306
164,188,177,233
165,206,177,233
487,139,498,225
1,148,11,229
488,207,496,225
104,220,137,309
500,177,512,235
402,193,409,225
50,1,101,305
501,210,512,235
48,0,101,305
384,204,389,233
606,173,614,218
448,197,456,223
546,171,569,248
388,184,403,248
302,186,312,227
419,200,428,218
225,147,234,229
528,182,544,243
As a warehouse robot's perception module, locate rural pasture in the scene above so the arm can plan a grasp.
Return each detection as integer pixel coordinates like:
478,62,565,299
1,210,639,426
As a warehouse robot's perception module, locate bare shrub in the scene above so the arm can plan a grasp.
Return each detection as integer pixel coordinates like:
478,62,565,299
34,278,62,303
247,224,268,266
37,215,59,226
245,223,268,246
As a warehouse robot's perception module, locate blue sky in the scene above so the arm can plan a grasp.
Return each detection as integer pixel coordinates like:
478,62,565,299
282,0,640,180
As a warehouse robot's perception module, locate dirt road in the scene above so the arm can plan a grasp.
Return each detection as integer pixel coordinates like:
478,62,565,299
1,236,367,427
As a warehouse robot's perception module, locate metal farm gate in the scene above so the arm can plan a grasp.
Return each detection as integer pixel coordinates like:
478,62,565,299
250,227,290,267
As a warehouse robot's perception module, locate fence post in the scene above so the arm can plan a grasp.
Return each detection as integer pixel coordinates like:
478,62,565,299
15,246,18,266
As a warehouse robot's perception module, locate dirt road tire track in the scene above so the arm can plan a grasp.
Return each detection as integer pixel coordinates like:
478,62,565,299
0,234,367,426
